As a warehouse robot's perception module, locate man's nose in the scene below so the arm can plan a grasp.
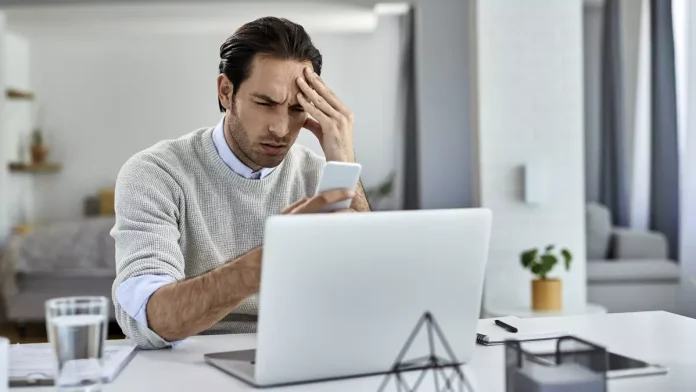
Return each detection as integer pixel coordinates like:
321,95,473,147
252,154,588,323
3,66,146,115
268,112,290,138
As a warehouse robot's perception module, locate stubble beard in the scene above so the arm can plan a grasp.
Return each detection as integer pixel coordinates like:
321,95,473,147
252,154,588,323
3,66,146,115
225,103,286,170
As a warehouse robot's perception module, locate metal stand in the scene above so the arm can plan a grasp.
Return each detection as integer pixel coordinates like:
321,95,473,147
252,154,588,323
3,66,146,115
377,312,474,392
505,336,608,392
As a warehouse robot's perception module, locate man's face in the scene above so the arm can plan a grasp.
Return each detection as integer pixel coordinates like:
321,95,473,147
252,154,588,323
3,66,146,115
218,55,311,170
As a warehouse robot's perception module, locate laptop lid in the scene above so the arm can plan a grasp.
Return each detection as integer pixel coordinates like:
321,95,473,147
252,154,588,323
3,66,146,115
254,208,492,387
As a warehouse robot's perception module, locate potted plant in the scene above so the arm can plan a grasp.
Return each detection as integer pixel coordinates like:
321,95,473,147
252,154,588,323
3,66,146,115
520,245,572,311
30,128,48,165
365,172,396,210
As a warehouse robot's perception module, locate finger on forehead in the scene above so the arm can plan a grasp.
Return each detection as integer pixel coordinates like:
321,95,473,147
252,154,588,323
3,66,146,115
297,92,330,122
297,77,339,117
304,67,332,94
303,68,350,115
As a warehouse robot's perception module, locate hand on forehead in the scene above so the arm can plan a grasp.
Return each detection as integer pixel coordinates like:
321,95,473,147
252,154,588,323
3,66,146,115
243,55,313,105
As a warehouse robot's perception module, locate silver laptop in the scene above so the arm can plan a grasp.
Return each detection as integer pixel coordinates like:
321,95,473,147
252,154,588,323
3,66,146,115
204,208,492,388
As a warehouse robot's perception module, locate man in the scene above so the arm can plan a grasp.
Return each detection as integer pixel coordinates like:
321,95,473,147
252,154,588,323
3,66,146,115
111,17,370,350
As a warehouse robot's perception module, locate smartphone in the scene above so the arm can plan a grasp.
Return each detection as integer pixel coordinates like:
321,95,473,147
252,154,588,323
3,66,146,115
315,161,362,212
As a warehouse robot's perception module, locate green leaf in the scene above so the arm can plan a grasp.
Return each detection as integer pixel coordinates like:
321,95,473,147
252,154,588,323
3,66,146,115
541,254,557,267
539,255,557,278
375,172,396,196
521,249,538,268
365,172,397,199
561,249,572,270
530,263,542,276
545,244,554,252
379,181,393,195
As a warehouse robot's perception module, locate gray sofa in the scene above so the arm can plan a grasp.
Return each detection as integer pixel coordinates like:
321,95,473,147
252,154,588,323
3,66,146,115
0,217,116,324
586,202,680,313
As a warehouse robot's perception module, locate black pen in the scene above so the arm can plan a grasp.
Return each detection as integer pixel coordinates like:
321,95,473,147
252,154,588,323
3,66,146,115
495,319,518,333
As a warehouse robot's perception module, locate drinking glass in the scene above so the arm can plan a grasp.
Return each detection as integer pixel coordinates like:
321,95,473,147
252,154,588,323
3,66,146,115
45,296,109,392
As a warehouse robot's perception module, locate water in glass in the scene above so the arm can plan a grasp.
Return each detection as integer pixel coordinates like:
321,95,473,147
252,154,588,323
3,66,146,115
45,297,108,392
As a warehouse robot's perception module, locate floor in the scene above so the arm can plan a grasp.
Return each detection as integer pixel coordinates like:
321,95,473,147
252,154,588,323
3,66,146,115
0,322,126,344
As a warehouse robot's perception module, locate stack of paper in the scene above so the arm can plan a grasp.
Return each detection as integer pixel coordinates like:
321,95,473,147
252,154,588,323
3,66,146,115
9,343,137,387
476,316,570,346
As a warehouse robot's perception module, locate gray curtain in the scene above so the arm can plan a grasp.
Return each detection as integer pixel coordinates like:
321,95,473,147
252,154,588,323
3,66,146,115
650,0,680,260
402,7,420,210
599,0,630,226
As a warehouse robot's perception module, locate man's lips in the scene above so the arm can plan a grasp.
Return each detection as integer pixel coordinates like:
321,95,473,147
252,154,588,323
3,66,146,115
260,143,286,155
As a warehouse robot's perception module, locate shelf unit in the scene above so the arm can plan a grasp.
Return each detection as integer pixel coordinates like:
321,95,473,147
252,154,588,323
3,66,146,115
7,162,61,173
5,88,34,100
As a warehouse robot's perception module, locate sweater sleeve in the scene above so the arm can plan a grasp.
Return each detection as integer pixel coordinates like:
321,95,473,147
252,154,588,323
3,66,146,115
110,154,186,349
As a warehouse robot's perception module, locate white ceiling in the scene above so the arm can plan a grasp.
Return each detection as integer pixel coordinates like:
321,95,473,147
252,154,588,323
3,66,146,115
3,2,384,35
0,0,385,5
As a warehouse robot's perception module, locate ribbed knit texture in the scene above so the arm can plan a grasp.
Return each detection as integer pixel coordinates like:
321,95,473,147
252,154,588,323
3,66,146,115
111,127,324,349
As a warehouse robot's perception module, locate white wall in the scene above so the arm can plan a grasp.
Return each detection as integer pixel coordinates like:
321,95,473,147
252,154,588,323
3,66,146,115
0,17,34,242
5,4,404,222
27,32,224,222
359,10,404,210
472,0,587,311
2,31,33,225
0,11,7,241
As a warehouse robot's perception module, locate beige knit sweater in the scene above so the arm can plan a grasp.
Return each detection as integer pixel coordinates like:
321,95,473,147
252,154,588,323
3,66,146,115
111,127,324,349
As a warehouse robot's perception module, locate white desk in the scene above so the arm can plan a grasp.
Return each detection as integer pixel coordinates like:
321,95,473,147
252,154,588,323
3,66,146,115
485,302,608,318
13,311,696,391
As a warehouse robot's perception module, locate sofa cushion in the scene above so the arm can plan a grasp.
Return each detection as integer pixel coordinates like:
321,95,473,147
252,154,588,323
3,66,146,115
587,259,680,283
586,202,612,259
612,228,668,259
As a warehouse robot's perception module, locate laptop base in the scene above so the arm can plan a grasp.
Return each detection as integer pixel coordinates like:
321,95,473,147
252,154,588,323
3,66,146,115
204,349,465,389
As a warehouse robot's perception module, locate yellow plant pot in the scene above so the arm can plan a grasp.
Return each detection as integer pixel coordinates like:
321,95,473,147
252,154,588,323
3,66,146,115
31,144,48,164
531,278,562,311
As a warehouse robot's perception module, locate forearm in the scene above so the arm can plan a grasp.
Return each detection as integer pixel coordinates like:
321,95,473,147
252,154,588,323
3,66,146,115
351,180,371,212
146,247,262,341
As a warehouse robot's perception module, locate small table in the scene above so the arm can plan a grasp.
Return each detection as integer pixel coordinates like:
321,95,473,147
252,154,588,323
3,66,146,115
484,303,608,318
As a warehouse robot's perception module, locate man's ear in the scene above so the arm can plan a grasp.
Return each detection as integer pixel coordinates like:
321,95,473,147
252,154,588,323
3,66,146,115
217,74,233,110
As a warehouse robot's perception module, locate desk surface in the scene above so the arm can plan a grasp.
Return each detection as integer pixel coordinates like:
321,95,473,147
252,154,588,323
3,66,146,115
14,311,696,391
485,302,608,318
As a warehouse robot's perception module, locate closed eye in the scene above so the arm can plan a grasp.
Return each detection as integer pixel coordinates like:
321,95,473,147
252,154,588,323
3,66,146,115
255,102,273,107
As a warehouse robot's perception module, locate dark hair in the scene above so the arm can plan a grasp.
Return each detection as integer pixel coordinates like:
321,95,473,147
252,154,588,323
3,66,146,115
218,17,323,112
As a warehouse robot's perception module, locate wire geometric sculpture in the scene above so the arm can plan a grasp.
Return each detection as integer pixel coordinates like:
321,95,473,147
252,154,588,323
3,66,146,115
377,312,475,392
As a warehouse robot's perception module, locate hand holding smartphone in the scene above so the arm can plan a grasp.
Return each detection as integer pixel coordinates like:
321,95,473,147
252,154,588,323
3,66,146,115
315,161,362,212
